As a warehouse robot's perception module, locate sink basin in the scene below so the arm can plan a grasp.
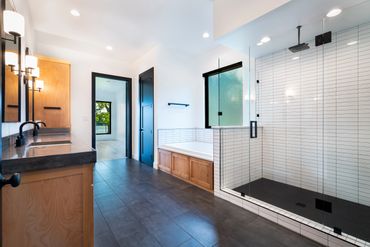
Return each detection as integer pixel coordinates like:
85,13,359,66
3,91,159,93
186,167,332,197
28,140,72,147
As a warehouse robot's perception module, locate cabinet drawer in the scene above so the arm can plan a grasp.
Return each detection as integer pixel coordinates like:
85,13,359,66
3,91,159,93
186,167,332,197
158,149,172,174
171,153,189,180
189,158,213,191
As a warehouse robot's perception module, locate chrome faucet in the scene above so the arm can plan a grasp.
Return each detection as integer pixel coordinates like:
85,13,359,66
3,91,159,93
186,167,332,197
33,121,47,136
16,121,40,147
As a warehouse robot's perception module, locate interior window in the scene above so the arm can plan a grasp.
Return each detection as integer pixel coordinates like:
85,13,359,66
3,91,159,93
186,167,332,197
204,62,243,128
96,101,112,135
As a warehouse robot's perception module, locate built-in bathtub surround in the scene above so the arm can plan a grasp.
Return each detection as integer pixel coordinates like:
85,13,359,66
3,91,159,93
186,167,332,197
157,128,213,146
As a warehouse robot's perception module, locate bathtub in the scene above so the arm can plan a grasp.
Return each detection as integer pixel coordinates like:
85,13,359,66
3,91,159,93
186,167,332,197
159,142,213,161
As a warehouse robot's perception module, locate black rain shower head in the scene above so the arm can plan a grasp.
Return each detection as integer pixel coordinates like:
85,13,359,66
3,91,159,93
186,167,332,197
289,25,310,53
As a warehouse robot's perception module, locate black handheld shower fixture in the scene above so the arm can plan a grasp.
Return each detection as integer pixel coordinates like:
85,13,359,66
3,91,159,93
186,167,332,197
289,25,310,53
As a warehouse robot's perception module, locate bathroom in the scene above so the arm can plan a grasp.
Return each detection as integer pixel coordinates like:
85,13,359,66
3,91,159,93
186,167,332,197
1,0,370,246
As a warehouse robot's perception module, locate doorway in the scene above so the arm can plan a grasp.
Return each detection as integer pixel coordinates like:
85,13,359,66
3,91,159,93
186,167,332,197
92,72,132,160
139,68,154,166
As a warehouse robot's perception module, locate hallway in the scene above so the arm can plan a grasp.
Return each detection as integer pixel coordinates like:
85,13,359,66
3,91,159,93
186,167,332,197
93,159,322,247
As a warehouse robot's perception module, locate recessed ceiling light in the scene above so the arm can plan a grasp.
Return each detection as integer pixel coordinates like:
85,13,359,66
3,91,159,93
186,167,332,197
347,41,358,46
70,9,80,17
326,8,342,18
257,42,264,46
261,36,271,43
202,32,210,39
292,56,300,60
106,46,113,51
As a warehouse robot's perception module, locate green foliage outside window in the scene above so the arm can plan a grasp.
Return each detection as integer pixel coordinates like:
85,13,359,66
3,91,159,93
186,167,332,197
96,101,111,134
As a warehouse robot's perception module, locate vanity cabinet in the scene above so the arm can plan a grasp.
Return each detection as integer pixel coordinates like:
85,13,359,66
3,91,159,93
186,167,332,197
158,149,213,192
32,56,71,128
1,164,94,247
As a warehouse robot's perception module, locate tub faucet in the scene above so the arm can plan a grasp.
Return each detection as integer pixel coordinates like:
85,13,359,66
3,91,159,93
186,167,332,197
33,121,47,136
16,121,39,147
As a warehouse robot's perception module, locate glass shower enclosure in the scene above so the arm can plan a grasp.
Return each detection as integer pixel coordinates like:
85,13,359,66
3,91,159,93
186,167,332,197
218,1,370,244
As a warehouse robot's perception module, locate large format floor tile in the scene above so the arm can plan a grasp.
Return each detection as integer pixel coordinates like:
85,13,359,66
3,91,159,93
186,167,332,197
94,159,322,247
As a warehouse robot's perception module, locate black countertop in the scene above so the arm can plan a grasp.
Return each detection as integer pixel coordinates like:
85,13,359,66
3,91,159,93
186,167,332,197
1,131,96,175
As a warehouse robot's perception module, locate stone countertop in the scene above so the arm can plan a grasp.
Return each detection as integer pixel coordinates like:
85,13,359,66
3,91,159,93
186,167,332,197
1,132,96,175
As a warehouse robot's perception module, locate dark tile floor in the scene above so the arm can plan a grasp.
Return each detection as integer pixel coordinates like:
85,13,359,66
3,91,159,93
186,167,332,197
94,159,322,247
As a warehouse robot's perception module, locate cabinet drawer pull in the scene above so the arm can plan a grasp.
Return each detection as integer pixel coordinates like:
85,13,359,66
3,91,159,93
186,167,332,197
44,106,62,110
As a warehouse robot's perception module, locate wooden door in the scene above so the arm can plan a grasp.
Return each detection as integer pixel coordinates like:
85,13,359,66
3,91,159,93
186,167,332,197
34,57,70,128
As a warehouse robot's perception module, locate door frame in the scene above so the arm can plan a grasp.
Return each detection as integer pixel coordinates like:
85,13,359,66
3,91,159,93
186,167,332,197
91,72,132,159
139,67,154,165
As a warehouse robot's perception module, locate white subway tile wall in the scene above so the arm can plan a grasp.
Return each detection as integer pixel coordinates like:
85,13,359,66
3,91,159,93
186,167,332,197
215,128,263,191
256,23,370,206
157,128,213,147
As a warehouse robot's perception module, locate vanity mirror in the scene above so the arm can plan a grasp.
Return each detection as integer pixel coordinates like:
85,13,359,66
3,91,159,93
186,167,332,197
1,0,22,122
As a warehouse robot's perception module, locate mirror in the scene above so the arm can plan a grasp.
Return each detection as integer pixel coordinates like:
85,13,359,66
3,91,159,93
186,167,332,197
2,0,22,122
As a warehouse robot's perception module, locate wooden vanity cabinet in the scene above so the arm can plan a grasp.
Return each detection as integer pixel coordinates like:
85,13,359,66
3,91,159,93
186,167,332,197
1,164,94,247
158,149,213,192
32,56,71,128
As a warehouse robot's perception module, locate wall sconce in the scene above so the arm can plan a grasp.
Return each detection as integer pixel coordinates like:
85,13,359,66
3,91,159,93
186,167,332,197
28,79,44,92
3,10,24,44
31,67,40,78
35,80,44,92
5,51,17,70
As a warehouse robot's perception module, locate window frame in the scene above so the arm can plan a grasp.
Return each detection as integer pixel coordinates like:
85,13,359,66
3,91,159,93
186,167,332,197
203,61,243,129
95,100,112,135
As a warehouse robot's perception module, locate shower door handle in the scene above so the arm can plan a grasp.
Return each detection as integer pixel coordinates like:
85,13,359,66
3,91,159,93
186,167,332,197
250,121,257,138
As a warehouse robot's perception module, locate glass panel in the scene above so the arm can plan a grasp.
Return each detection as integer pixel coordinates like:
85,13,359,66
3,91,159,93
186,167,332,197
321,1,370,242
219,67,243,126
208,74,219,126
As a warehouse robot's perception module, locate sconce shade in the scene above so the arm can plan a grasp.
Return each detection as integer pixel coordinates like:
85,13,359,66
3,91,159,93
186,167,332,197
3,10,25,37
25,55,38,69
5,51,18,66
36,80,44,91
27,79,32,89
31,67,40,78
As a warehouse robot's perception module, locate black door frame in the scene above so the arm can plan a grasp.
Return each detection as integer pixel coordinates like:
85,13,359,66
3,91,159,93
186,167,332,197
139,67,154,165
91,72,132,159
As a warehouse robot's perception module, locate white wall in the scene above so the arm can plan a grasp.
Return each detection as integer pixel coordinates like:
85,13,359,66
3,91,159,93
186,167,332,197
95,77,126,142
130,44,254,166
213,0,290,38
131,46,204,164
35,41,132,145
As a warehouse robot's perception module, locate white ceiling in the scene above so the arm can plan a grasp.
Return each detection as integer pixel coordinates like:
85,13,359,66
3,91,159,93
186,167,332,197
25,0,215,62
219,0,370,57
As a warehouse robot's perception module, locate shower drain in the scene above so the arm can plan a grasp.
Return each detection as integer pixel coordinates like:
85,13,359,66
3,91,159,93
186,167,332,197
296,202,306,208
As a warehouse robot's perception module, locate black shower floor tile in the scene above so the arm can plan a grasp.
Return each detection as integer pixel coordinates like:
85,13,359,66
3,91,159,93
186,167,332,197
234,178,370,242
